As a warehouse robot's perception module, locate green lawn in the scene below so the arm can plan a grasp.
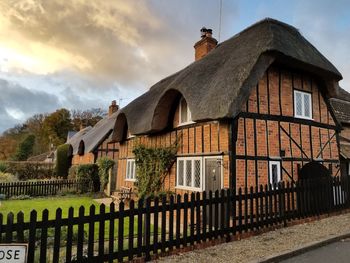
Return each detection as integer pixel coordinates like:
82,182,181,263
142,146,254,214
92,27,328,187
0,195,140,239
0,195,101,221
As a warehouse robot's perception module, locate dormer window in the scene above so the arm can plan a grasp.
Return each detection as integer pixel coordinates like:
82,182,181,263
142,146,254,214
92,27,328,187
179,97,193,125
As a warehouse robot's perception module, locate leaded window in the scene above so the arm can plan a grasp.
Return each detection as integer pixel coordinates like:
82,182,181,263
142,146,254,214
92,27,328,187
176,157,202,190
126,159,136,181
179,97,192,125
294,90,312,119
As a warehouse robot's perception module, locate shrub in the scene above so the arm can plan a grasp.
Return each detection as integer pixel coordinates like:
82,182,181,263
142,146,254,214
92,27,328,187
0,172,18,182
0,162,8,173
5,161,55,180
77,164,100,192
97,157,115,191
55,144,72,178
68,165,78,179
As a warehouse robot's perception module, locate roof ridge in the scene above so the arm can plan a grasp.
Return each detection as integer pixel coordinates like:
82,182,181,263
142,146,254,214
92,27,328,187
238,17,300,37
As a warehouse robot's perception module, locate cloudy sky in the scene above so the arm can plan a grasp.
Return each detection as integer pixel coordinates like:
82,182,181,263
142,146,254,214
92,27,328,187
0,0,349,133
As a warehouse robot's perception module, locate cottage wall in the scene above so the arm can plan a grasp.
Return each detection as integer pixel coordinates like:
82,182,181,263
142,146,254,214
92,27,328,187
96,141,119,161
71,152,95,165
235,65,339,188
116,104,231,195
71,140,118,166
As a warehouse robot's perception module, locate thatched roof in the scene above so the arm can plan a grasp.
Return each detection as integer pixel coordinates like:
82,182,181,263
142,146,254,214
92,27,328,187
112,18,342,141
330,87,350,125
67,126,92,155
340,143,350,160
335,87,350,101
75,112,119,154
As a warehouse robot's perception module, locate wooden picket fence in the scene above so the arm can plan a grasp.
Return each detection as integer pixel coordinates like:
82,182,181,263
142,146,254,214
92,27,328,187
0,176,349,262
0,179,93,198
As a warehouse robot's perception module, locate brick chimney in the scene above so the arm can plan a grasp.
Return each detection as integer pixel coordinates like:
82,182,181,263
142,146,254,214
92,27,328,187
194,27,218,61
108,100,119,116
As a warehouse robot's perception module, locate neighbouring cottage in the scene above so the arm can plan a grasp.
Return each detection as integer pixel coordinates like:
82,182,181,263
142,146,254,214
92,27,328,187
330,87,350,177
67,101,120,166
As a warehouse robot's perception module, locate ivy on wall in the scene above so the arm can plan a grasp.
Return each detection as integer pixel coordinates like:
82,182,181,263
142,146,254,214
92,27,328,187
97,157,115,190
133,141,178,199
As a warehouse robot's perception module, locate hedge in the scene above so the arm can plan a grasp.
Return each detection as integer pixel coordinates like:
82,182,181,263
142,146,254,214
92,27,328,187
55,144,72,178
76,164,100,192
4,161,55,180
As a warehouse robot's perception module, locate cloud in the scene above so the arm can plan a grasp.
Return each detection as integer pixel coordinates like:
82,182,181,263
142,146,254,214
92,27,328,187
0,77,116,133
0,0,232,90
0,0,350,134
0,0,166,87
0,78,60,131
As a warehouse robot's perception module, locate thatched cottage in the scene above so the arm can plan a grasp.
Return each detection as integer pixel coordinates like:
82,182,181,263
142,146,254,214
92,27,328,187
109,18,342,195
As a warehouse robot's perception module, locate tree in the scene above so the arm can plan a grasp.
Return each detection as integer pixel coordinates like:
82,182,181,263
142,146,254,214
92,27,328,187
0,107,105,160
0,135,17,160
42,108,73,146
25,114,47,155
0,124,27,161
12,134,36,161
71,108,106,131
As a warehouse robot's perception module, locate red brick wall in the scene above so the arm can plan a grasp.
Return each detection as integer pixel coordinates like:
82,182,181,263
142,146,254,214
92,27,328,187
116,100,231,196
71,152,95,165
236,66,339,188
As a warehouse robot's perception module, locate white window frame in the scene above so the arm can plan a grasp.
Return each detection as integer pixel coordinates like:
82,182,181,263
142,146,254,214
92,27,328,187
294,90,312,120
176,157,203,191
127,130,136,139
178,97,194,126
269,161,281,188
125,159,136,181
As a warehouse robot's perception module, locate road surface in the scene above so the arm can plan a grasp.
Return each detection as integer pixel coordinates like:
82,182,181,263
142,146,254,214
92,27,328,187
281,239,350,263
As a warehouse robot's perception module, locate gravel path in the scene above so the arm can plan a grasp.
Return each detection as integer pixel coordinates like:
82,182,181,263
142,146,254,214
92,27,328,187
155,213,350,263
93,197,115,206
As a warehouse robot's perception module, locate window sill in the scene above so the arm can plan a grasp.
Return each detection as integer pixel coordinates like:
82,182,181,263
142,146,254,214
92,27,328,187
125,179,136,182
175,185,202,192
177,121,195,127
294,115,313,121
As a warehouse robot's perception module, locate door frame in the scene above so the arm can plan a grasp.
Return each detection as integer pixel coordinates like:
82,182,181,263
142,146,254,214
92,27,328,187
203,155,224,192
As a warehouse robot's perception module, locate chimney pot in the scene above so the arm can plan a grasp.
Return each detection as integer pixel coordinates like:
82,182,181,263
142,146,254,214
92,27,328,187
194,27,218,61
200,27,207,38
